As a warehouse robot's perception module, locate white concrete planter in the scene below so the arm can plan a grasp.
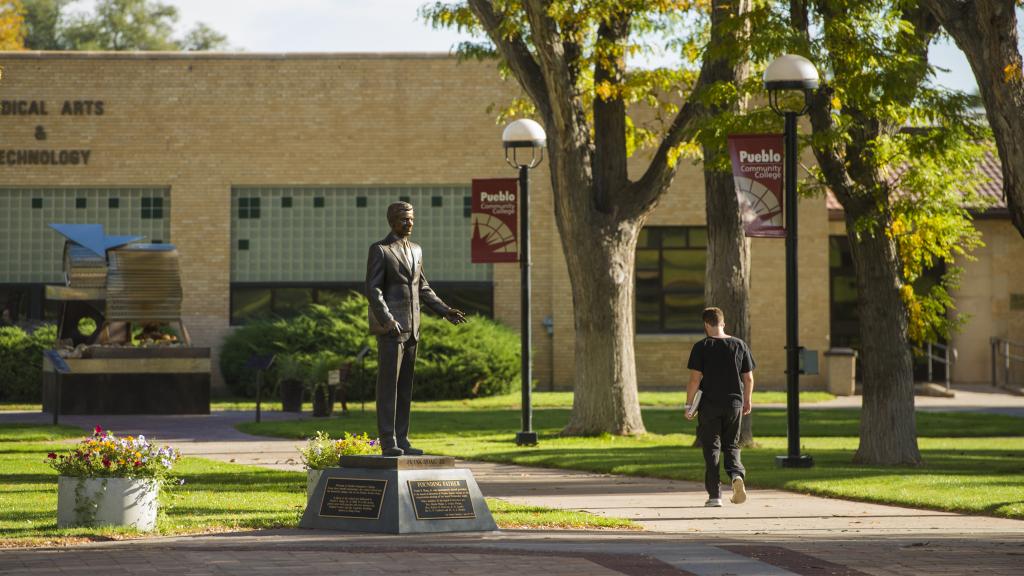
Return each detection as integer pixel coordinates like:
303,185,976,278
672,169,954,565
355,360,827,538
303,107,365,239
307,469,324,501
57,476,159,531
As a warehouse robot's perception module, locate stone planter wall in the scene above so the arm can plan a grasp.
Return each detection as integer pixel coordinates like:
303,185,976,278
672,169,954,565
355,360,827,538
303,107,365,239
57,476,159,531
307,469,324,501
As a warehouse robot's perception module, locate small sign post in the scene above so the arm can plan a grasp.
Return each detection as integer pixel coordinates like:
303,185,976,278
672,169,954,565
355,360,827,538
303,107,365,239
43,350,71,426
246,354,276,423
356,345,372,412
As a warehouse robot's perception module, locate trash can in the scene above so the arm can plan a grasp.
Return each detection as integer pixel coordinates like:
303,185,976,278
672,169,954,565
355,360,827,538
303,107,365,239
825,348,857,396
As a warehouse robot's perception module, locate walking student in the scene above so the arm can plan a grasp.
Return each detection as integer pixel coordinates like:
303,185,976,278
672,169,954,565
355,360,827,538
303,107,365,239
685,307,755,507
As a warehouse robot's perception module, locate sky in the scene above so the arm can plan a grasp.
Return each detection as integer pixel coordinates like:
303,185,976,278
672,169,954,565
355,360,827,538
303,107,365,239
88,0,1019,94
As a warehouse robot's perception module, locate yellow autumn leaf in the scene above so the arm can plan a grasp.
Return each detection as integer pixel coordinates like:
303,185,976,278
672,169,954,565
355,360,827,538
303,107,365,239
0,0,24,51
1004,62,1022,83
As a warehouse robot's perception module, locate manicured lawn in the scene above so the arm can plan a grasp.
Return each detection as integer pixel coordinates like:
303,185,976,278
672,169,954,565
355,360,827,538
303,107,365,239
238,406,1024,520
0,425,635,546
0,390,834,413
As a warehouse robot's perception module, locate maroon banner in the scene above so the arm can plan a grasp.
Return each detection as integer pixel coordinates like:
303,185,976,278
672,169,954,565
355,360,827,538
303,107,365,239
471,178,519,263
727,134,786,238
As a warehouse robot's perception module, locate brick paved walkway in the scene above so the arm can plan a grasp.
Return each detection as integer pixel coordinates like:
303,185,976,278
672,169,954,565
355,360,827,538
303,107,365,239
5,531,1024,576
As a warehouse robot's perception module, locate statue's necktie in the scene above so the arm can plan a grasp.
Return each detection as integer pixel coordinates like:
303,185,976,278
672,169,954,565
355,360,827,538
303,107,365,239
401,241,414,272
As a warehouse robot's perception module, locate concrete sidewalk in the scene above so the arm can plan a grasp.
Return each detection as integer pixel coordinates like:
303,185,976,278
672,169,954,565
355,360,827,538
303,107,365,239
758,384,1024,416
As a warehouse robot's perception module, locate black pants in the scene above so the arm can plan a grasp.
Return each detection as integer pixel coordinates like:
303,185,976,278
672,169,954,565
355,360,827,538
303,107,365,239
376,333,418,449
697,402,745,498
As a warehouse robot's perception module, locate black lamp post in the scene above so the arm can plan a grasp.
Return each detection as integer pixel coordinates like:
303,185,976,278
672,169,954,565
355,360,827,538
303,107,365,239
503,118,546,446
764,54,818,468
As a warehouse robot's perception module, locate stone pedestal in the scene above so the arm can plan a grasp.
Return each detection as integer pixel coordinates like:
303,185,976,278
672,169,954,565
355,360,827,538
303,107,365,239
299,455,497,534
825,348,857,396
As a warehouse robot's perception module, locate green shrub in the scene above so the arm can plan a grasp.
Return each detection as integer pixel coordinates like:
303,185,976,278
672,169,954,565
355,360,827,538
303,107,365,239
415,310,520,400
217,318,290,397
0,324,57,402
219,294,519,400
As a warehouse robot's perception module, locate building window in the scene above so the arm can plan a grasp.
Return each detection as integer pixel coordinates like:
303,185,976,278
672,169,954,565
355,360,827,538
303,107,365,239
463,196,471,218
75,198,87,209
141,197,164,219
829,236,859,349
238,239,250,251
281,197,292,208
238,197,260,219
356,196,367,208
313,197,325,208
432,196,443,207
108,198,120,209
635,226,706,334
400,196,410,203
32,198,42,209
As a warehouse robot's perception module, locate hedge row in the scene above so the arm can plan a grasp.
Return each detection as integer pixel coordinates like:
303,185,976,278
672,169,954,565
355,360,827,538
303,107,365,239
219,294,520,401
0,325,57,402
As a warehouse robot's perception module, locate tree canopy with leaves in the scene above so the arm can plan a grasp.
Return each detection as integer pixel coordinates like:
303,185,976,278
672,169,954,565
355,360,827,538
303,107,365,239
0,0,26,50
923,1,1024,239
423,0,756,435
21,0,228,51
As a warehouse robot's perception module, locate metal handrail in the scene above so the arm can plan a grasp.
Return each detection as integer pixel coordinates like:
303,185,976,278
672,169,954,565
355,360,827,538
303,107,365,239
991,337,1024,388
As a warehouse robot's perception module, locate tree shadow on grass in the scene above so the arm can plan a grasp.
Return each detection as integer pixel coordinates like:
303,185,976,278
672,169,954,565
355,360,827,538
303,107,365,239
171,471,303,494
0,472,57,484
241,407,1024,441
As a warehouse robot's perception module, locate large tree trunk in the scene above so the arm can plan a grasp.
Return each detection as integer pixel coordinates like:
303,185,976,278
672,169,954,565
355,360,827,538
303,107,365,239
702,165,755,447
561,218,648,436
924,0,1024,237
844,209,922,465
697,0,755,447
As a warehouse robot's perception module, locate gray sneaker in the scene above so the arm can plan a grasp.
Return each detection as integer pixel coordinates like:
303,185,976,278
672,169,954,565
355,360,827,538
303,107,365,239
705,498,723,507
731,476,747,504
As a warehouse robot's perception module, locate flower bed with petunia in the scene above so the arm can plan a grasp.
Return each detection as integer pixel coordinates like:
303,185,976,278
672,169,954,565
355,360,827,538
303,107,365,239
46,426,180,480
298,430,378,470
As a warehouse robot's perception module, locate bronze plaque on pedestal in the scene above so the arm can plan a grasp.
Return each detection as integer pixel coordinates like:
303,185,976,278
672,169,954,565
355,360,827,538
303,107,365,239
408,479,476,520
318,477,388,519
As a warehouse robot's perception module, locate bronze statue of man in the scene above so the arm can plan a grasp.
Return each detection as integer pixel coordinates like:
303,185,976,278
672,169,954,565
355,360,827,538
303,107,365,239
365,202,466,456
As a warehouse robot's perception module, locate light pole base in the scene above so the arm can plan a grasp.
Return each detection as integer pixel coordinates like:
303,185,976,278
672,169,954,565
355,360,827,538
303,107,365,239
776,455,814,468
515,431,538,446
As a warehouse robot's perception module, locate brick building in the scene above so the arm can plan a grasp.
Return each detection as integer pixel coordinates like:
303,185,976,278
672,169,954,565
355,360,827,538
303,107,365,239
0,52,1020,391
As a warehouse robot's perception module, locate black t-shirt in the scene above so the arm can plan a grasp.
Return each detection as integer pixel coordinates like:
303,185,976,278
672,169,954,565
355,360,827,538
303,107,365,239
686,336,755,406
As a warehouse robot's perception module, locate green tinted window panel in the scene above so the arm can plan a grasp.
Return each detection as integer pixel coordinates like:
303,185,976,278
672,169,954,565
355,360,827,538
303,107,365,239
231,186,492,283
0,188,171,283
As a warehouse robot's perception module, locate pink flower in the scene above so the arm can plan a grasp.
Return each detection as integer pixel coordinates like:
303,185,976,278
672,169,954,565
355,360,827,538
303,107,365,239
47,452,57,459
134,461,143,467
94,425,103,436
102,458,111,468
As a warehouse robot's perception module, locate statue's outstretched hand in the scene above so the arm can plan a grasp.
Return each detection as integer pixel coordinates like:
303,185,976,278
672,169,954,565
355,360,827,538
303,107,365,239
445,308,468,325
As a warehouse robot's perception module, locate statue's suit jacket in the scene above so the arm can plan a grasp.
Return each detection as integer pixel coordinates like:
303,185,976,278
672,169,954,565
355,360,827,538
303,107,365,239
366,232,450,339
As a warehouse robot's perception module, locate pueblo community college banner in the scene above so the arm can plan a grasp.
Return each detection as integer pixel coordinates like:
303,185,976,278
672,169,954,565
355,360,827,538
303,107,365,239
471,178,519,263
727,134,786,238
